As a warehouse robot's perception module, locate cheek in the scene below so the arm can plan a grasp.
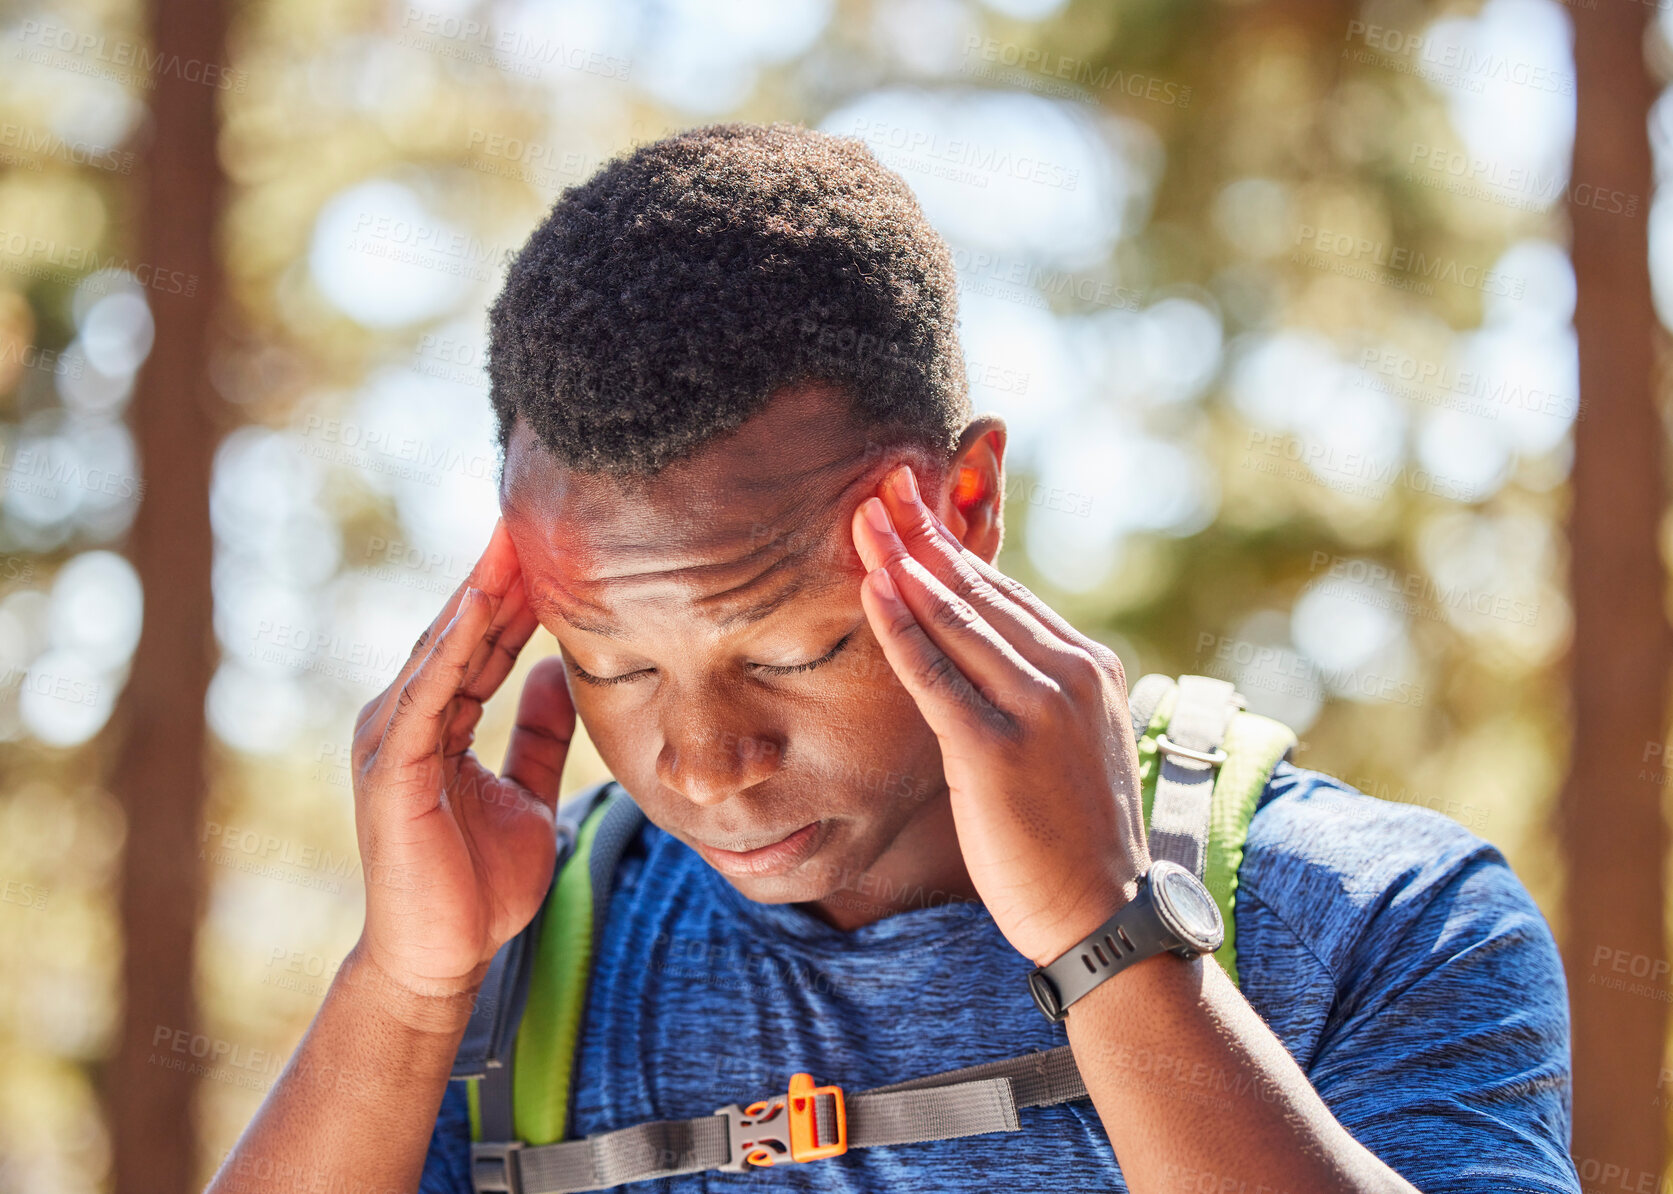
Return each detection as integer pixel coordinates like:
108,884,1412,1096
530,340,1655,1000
570,690,654,782
829,631,921,716
794,638,945,796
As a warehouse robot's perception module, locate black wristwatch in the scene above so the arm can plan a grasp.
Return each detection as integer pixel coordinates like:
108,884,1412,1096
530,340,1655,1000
1026,860,1224,1023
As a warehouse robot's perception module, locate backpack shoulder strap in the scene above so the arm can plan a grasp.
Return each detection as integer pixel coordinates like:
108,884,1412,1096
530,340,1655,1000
450,785,600,1084
456,780,645,1163
507,783,645,1147
1145,674,1241,876
1133,673,1296,986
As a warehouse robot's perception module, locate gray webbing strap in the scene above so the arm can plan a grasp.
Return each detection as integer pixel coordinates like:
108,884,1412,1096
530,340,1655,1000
515,1115,728,1191
586,792,648,952
495,1047,1085,1193
1147,674,1238,877
478,1062,515,1161
844,1078,1019,1147
865,1041,1085,1107
1128,672,1176,743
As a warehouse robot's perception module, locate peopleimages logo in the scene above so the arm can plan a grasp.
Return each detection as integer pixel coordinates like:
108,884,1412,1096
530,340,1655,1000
948,246,1142,312
147,1025,283,1091
1242,429,1481,503
1342,20,1574,96
1292,225,1524,299
1406,144,1638,218
296,414,497,486
0,230,199,297
14,20,248,91
1354,347,1581,423
0,122,134,173
0,439,143,500
959,36,1192,108
1195,632,1426,707
0,340,84,380
1308,552,1541,627
396,8,630,80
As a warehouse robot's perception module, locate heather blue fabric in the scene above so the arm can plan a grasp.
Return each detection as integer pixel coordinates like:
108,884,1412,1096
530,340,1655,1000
420,761,1579,1192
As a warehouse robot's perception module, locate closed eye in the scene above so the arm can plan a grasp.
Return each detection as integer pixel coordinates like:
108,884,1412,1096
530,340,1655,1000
567,660,651,687
750,630,856,677
566,630,857,687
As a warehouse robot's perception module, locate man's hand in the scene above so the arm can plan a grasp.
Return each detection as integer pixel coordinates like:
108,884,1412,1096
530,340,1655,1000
851,464,1425,1194
850,463,1150,967
209,519,576,1194
352,518,572,1013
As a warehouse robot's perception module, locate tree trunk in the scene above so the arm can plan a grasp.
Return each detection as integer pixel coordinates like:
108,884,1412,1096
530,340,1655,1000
104,0,227,1189
1562,3,1669,1182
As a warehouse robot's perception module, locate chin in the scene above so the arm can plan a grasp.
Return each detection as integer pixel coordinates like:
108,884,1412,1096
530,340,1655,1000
698,822,861,906
721,870,830,905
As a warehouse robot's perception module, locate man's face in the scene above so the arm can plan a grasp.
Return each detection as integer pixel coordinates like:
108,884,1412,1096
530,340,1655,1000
499,386,957,907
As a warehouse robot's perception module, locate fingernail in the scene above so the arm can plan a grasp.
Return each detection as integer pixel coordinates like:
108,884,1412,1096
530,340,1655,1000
868,566,901,605
862,497,894,537
889,465,920,505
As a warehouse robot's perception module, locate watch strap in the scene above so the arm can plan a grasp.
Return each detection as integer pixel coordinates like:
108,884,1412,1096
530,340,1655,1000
1026,876,1182,1023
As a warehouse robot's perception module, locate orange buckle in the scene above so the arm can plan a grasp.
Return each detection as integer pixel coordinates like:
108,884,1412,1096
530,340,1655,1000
787,1072,847,1162
715,1072,847,1170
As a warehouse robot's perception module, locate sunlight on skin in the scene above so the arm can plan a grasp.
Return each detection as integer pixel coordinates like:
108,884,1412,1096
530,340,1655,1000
497,385,1008,928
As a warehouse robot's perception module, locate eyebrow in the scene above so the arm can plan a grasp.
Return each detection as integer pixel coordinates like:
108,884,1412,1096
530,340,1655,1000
560,610,627,639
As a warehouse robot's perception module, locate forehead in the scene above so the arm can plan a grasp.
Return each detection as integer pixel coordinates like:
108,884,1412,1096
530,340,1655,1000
498,388,934,630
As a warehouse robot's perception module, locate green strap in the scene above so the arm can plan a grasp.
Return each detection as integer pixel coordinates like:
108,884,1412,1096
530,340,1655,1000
465,793,623,1148
509,800,613,1145
1136,685,1296,985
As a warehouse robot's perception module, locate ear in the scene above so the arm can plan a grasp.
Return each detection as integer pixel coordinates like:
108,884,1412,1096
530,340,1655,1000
933,417,1007,564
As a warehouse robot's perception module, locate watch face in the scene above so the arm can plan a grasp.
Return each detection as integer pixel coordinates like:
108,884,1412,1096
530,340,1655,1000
1152,862,1223,951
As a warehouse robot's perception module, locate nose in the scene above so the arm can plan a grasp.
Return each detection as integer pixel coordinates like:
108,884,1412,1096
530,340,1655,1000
655,695,785,807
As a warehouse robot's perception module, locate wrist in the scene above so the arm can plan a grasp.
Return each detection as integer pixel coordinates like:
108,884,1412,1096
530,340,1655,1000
1027,857,1149,968
1062,948,1200,1026
1026,858,1222,1022
338,940,488,1036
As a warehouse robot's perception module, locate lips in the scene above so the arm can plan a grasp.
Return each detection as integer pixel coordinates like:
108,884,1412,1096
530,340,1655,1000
706,835,790,853
693,821,826,879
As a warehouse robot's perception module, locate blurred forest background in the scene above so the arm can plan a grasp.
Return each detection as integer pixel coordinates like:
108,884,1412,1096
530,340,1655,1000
0,0,1665,1189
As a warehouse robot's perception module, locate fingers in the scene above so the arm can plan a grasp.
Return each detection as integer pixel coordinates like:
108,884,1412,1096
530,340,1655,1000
851,496,1048,719
917,500,1092,650
872,465,1091,678
441,695,483,759
500,656,575,812
461,573,541,702
857,566,1012,742
380,586,497,771
952,544,1129,690
370,520,524,727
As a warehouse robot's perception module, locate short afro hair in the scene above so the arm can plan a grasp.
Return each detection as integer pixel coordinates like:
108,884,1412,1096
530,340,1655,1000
486,121,970,477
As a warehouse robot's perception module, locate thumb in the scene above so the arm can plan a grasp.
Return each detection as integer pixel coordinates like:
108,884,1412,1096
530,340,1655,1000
501,655,576,811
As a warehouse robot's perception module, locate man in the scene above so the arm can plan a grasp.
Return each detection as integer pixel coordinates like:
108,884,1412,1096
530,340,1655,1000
210,123,1578,1193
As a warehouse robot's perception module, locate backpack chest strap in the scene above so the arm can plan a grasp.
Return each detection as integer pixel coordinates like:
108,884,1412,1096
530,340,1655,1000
471,1046,1087,1194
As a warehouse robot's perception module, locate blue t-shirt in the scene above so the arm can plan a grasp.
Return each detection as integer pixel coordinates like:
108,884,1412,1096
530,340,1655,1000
419,761,1579,1192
